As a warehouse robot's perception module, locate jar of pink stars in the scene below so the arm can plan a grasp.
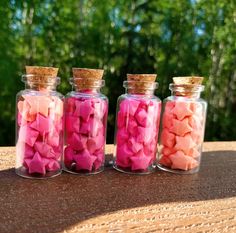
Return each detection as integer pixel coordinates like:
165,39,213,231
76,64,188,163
16,66,64,179
157,76,207,174
63,68,108,174
114,74,161,174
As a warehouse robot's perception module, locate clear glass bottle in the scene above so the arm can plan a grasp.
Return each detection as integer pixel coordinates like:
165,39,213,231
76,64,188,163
113,74,161,174
157,76,207,174
16,66,64,179
63,68,108,174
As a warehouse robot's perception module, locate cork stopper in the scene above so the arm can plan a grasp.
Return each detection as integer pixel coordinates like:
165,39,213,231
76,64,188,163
72,68,104,89
171,76,204,97
25,66,59,89
173,76,203,85
126,74,157,94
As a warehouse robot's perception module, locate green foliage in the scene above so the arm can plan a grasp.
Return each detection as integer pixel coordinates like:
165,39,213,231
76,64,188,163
0,0,236,145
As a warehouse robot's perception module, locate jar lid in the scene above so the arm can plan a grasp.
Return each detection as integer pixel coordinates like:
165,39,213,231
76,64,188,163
173,76,203,85
72,68,104,89
126,74,157,94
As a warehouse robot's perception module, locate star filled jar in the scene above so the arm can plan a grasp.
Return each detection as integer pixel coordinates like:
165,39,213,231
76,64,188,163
15,66,64,179
113,74,162,174
157,76,207,174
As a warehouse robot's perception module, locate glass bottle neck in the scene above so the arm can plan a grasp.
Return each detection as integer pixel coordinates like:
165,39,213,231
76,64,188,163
169,84,204,99
126,88,155,96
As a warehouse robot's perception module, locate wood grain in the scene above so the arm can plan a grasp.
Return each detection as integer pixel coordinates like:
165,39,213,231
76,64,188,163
0,142,235,233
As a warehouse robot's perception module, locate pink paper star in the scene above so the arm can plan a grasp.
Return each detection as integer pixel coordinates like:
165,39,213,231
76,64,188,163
175,134,195,154
67,133,87,151
116,143,133,167
45,159,60,172
23,95,52,117
120,99,140,116
78,99,94,122
116,128,129,145
65,114,80,133
64,146,75,167
170,118,192,136
128,137,143,153
161,128,176,148
171,101,193,120
34,142,55,158
130,154,151,171
18,125,39,147
74,149,96,171
30,113,50,135
25,152,47,175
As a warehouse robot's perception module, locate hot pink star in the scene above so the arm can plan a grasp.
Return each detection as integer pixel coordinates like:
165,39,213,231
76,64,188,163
171,101,193,120
170,118,192,136
30,113,50,135
74,149,96,171
65,114,80,133
25,152,47,175
130,154,151,171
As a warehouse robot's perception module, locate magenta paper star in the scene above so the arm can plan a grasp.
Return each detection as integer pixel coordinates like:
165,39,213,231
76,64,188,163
74,149,96,171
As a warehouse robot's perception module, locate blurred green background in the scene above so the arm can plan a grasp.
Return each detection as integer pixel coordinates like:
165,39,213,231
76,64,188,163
0,0,236,146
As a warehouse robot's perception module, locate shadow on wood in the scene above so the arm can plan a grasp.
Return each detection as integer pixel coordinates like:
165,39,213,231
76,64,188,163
0,151,235,233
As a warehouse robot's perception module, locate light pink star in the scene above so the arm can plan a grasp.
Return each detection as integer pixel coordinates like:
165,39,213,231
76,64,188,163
175,134,195,154
171,101,193,120
170,118,192,136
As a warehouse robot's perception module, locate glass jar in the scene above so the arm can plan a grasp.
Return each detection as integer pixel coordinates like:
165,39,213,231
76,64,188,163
16,66,64,179
63,68,108,174
157,76,207,174
113,74,161,174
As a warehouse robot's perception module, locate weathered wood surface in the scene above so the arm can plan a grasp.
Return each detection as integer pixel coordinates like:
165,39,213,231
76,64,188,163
0,142,236,233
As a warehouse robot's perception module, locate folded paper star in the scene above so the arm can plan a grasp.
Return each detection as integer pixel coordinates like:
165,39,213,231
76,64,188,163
34,141,55,158
175,134,195,154
18,125,39,147
130,154,151,171
30,113,50,135
67,133,87,151
23,95,52,117
171,101,193,120
87,132,104,154
120,99,140,116
25,152,47,175
116,128,129,145
74,149,97,171
128,137,143,153
169,151,198,171
47,130,60,147
162,112,175,129
78,99,94,122
135,109,151,127
116,143,133,167
161,128,176,148
170,118,192,136
159,155,172,167
45,159,60,172
127,116,138,135
136,126,153,144
93,152,104,170
64,146,75,167
65,114,80,133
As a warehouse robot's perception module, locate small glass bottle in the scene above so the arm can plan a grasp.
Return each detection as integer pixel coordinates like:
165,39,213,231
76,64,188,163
16,66,64,179
63,68,108,174
157,76,207,174
113,74,161,174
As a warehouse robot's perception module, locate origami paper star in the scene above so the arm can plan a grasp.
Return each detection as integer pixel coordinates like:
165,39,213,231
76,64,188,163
78,99,94,122
18,125,39,147
190,131,202,144
171,101,193,121
170,118,192,136
164,101,175,113
169,151,198,171
188,115,202,131
88,118,104,138
130,154,151,171
30,113,50,135
162,146,177,156
87,132,104,154
25,152,47,175
120,98,140,116
116,128,129,145
23,95,52,117
188,147,200,158
45,159,60,172
67,133,87,151
93,152,104,170
161,128,176,148
127,116,138,135
128,137,143,153
65,114,80,133
46,129,60,147
162,112,175,129
34,141,55,158
159,155,172,167
136,126,153,144
175,134,195,154
17,100,36,122
135,108,151,127
116,143,133,167
117,111,127,128
74,149,96,171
